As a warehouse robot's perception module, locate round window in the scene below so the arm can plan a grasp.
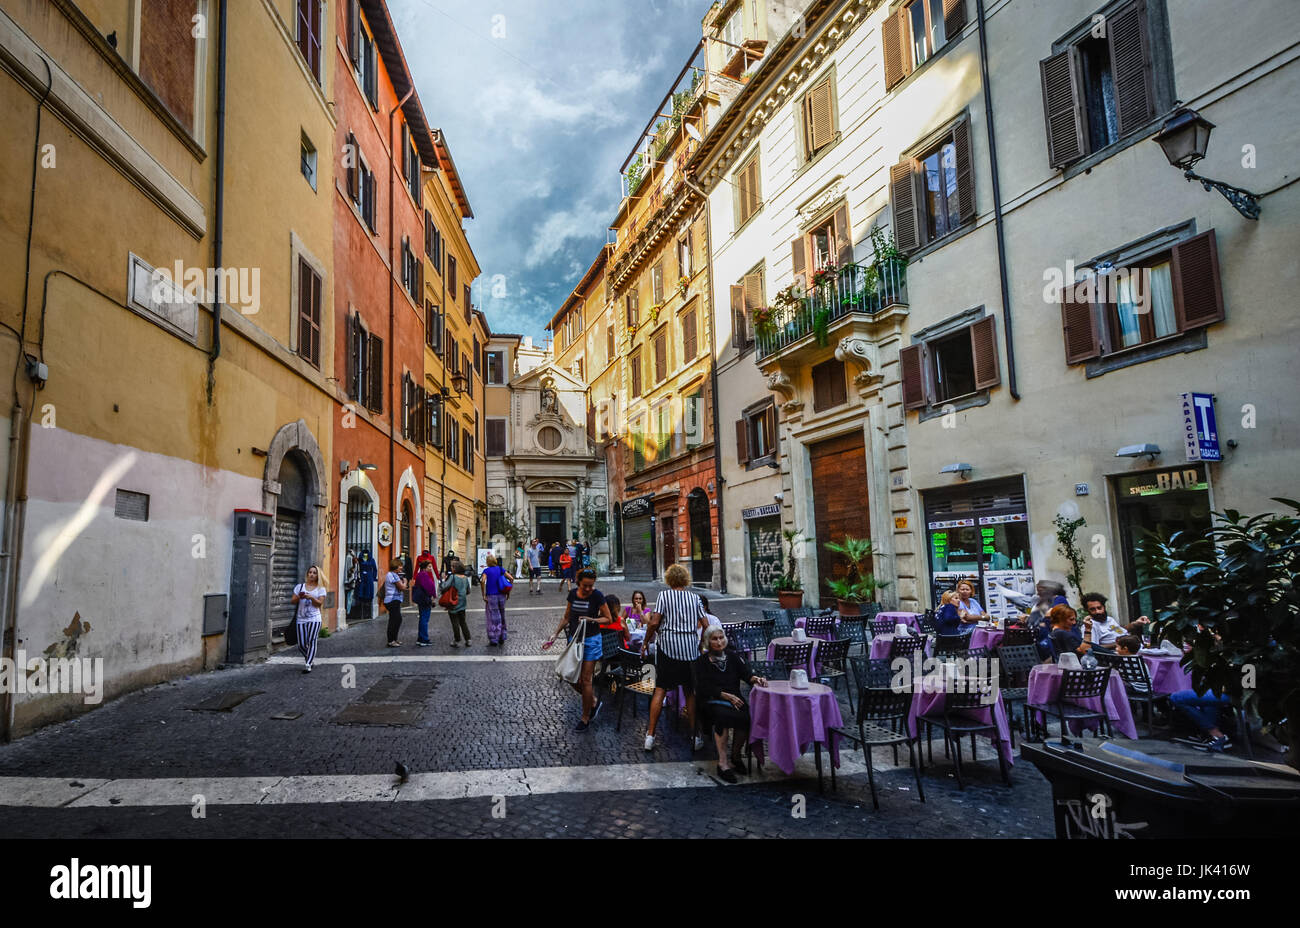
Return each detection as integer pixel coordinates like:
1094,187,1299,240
537,426,562,452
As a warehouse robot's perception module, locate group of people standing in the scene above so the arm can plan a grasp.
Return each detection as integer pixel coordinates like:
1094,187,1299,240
515,538,591,594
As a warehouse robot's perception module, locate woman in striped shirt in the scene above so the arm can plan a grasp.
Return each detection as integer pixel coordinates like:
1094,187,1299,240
639,564,709,752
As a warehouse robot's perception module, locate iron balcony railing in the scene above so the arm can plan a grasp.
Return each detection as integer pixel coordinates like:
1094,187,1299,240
756,261,908,359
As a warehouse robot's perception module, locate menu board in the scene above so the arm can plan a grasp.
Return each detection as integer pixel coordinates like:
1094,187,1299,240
984,569,1036,620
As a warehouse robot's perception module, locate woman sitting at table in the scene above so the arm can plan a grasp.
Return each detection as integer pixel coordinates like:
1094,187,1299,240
694,625,768,784
1048,604,1096,658
933,590,965,636
954,579,989,626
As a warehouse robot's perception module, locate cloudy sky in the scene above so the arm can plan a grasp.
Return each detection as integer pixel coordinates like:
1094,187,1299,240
390,0,714,343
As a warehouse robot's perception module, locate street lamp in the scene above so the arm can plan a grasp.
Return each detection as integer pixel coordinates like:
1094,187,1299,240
450,371,469,395
1153,107,1261,220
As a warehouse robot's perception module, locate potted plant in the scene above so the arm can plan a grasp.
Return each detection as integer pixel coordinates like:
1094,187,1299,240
813,307,831,347
677,275,689,298
752,305,778,341
773,529,805,609
811,261,838,290
823,536,889,616
870,226,906,292
1136,500,1300,769
647,303,662,325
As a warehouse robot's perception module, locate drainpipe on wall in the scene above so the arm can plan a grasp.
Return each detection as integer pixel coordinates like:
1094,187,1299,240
388,89,415,554
976,0,1019,400
206,0,228,404
684,175,726,593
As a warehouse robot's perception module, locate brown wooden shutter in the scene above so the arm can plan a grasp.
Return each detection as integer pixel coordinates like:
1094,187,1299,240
1171,230,1225,331
730,284,745,348
833,205,852,265
736,419,750,467
367,334,384,412
809,79,834,152
900,343,928,410
764,404,778,454
683,310,697,360
747,158,761,217
811,362,830,411
1109,0,1154,138
654,331,667,381
882,8,912,91
890,159,924,254
969,316,1001,390
952,118,976,224
401,124,410,180
943,0,966,41
830,360,847,407
1061,280,1101,363
631,354,642,397
348,0,361,64
346,132,358,200
737,163,752,225
791,236,807,290
345,312,357,398
1040,48,1088,168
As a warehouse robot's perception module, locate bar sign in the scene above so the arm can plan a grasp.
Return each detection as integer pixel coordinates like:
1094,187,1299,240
1181,392,1221,462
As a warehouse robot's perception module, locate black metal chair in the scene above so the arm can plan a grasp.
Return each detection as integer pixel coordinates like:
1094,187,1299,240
762,609,788,624
995,643,1042,747
734,626,768,660
609,648,657,731
772,641,814,674
836,617,868,656
1026,667,1113,741
917,676,1010,789
805,616,836,640
888,634,926,663
789,607,814,620
869,617,895,637
772,615,795,638
814,638,853,699
744,617,776,641
919,610,938,635
1093,652,1158,738
830,680,925,808
1000,627,1035,648
721,621,745,638
748,659,789,681
862,603,882,619
933,634,971,661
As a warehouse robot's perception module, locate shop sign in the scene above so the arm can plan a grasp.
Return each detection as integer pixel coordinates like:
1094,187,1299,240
622,495,654,519
1181,392,1222,462
927,518,974,531
977,513,1027,526
742,503,780,521
1119,466,1208,497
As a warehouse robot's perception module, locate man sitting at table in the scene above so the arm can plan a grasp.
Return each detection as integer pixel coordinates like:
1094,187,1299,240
1081,593,1127,653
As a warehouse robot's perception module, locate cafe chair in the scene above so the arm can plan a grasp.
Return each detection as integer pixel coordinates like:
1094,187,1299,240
772,640,814,672
721,621,745,637
748,659,789,681
805,615,836,640
734,626,768,661
862,603,882,619
836,616,869,656
919,610,938,635
772,614,795,639
917,677,1011,790
933,634,971,661
1026,667,1114,742
609,648,657,731
814,637,853,699
994,643,1042,747
1093,652,1159,738
789,608,814,620
830,683,925,808
762,609,788,624
888,635,926,663
868,617,895,637
743,617,776,647
848,656,902,742
1000,627,1035,648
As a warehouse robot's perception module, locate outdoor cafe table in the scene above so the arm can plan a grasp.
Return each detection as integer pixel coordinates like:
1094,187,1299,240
969,625,1005,651
876,611,923,634
905,671,1015,768
1140,652,1194,695
1027,664,1139,739
767,636,823,677
747,680,844,775
868,633,932,661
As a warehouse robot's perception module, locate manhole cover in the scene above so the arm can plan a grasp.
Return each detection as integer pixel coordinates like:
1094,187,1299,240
360,677,440,703
332,704,424,726
187,691,263,712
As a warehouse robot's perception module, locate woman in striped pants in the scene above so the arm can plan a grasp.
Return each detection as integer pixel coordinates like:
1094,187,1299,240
292,566,327,673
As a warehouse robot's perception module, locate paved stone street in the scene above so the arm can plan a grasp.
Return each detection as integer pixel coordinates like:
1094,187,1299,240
0,583,1055,838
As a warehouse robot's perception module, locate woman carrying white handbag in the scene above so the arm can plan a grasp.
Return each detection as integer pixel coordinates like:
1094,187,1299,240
544,569,614,733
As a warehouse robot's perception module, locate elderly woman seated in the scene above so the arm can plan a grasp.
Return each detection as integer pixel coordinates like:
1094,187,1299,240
694,625,768,784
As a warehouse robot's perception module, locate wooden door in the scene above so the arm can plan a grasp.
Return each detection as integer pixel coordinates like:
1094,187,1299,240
810,431,869,600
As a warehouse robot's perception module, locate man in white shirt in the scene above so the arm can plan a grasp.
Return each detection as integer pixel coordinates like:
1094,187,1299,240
526,538,543,594
1082,592,1127,651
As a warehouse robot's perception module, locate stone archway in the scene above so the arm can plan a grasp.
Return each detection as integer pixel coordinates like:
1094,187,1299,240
262,420,328,643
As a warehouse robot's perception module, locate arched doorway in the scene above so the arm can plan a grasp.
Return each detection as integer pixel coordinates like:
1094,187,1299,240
400,500,413,563
612,503,623,568
271,452,310,638
688,488,713,585
345,487,375,623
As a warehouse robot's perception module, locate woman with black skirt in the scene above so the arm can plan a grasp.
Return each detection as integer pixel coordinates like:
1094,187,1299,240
694,625,768,783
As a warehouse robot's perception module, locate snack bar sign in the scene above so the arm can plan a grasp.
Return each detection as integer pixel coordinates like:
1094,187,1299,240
1180,392,1221,462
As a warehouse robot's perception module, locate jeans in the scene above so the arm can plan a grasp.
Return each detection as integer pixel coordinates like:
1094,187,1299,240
1169,689,1230,734
385,600,403,643
417,604,432,643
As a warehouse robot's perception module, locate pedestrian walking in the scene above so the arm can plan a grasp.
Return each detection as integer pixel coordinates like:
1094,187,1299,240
514,543,525,579
544,568,614,732
344,551,359,616
353,550,377,623
441,548,456,577
558,548,573,593
640,563,710,751
548,542,559,578
291,566,327,673
383,559,408,647
526,538,543,594
412,560,438,646
481,554,512,646
440,560,472,646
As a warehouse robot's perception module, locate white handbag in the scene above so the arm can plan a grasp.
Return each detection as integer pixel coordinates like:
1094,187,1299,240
554,623,587,684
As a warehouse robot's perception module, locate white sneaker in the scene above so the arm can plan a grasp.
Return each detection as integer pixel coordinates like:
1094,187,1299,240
644,735,655,751
693,735,706,751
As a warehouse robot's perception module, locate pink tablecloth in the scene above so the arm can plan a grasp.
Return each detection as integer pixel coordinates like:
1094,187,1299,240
748,681,844,775
877,611,922,633
1141,654,1193,695
969,626,1005,651
907,677,1014,768
1027,664,1139,739
767,636,823,677
868,633,931,661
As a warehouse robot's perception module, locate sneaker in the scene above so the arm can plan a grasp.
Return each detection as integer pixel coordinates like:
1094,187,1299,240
417,640,431,647
644,734,655,751
693,735,706,751
1207,735,1231,753
574,719,591,733
450,641,460,648
387,641,400,648
302,666,312,674
716,765,738,784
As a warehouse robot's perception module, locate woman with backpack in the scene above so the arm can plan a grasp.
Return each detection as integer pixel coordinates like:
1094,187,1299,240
412,561,438,647
439,560,472,647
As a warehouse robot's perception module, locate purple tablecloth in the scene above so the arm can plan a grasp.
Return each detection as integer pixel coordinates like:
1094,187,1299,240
877,611,922,633
748,681,844,775
906,677,1014,768
767,636,823,677
1027,664,1139,739
969,626,1005,651
869,633,931,661
1141,654,1193,695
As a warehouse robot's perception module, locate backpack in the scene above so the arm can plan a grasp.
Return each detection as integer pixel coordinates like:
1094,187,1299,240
412,578,432,607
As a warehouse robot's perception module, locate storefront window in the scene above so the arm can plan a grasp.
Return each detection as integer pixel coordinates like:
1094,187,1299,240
1114,465,1211,621
925,480,1034,619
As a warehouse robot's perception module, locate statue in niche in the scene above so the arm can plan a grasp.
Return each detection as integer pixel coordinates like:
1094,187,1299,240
540,387,558,415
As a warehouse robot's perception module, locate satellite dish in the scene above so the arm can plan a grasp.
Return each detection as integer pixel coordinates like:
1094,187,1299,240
685,122,703,143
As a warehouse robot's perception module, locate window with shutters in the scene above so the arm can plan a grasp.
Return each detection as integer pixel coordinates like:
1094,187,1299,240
296,258,321,367
811,359,848,413
407,138,422,206
632,417,645,472
463,426,475,473
428,392,442,448
900,312,1001,414
732,150,762,228
367,334,384,414
606,323,615,364
809,216,836,273
891,116,975,255
630,351,643,398
738,400,778,468
357,158,377,233
677,235,693,278
626,290,640,328
884,0,965,91
800,75,838,161
651,262,664,305
426,302,442,352
684,387,704,449
464,284,473,322
473,336,481,374
300,133,317,190
486,350,505,384
1060,229,1224,370
653,329,668,383
448,255,458,294
295,0,322,85
350,2,378,109
731,266,764,351
486,418,507,457
681,308,698,363
1039,0,1165,170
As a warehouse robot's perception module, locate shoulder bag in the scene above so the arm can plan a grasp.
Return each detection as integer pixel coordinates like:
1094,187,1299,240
438,581,460,610
285,586,301,646
554,621,586,684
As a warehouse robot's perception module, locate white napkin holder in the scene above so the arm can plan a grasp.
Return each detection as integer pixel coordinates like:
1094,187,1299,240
792,627,808,643
789,669,810,689
1159,639,1182,656
1057,652,1082,670
895,624,910,636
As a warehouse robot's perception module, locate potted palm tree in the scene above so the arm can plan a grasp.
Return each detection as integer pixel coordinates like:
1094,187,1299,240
772,529,804,609
823,536,889,616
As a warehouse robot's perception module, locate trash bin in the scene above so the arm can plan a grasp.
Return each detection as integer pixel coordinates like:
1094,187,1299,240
1021,738,1300,839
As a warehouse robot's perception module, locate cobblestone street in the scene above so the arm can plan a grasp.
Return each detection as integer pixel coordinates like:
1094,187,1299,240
0,584,1054,838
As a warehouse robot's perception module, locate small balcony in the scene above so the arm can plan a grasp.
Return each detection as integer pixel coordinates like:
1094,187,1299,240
756,261,908,361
